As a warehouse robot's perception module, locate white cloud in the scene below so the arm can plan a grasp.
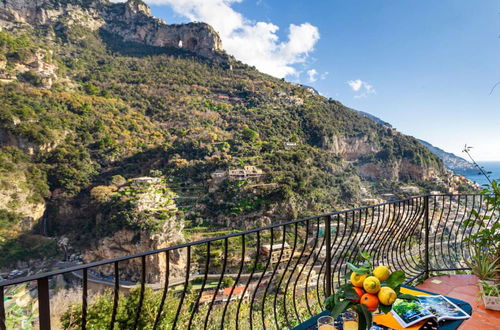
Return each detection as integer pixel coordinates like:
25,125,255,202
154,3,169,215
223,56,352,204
307,69,318,82
320,71,329,80
347,79,376,98
347,79,363,92
121,0,320,78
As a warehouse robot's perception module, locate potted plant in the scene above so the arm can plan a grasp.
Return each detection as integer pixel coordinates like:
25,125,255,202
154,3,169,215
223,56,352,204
463,245,499,284
462,147,500,309
479,281,500,311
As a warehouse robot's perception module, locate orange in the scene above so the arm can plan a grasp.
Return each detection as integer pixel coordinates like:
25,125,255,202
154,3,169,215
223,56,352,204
360,293,379,312
353,287,364,302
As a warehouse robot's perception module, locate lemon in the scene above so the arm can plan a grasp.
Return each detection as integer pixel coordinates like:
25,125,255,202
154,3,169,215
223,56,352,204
378,287,397,305
350,272,368,287
363,276,381,293
373,265,391,281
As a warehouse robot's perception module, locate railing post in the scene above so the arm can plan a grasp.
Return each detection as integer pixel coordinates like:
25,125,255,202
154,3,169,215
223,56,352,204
325,215,332,297
424,195,430,280
38,277,51,330
0,286,5,330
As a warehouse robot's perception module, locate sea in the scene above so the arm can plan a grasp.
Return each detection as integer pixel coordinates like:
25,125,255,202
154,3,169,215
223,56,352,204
462,161,500,187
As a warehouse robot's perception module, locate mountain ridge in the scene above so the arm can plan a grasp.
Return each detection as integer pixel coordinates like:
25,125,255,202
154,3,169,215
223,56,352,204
0,0,224,59
417,139,477,174
0,0,473,268
354,110,476,174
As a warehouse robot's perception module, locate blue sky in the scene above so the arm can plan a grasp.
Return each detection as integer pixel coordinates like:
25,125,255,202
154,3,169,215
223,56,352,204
138,0,500,161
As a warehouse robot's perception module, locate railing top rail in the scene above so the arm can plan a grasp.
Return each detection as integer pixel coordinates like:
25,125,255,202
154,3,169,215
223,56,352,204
0,193,480,287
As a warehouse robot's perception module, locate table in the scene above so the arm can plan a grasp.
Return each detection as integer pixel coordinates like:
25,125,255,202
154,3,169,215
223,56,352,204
293,285,473,330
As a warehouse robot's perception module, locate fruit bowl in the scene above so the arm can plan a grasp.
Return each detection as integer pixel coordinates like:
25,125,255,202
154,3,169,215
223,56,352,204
324,251,417,329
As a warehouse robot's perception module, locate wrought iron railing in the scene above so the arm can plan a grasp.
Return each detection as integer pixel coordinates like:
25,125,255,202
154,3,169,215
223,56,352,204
0,194,497,329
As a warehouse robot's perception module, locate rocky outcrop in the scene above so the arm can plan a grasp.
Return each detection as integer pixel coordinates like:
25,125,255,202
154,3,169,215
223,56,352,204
0,0,223,59
83,227,185,282
324,135,380,161
0,127,62,155
0,0,105,26
358,159,438,182
83,177,186,281
0,170,46,231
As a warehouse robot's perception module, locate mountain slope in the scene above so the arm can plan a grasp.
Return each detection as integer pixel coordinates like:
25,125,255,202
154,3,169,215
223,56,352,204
354,109,476,174
417,140,477,174
0,0,457,267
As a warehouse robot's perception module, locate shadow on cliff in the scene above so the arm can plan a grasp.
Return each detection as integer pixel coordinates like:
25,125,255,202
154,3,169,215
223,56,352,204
97,145,167,182
99,29,206,60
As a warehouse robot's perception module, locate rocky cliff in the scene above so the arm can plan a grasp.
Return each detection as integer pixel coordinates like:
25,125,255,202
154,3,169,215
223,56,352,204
0,0,463,273
82,177,185,281
355,109,477,176
0,0,223,59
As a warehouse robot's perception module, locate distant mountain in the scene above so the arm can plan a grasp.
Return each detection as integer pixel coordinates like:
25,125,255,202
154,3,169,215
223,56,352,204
355,110,392,127
354,110,477,174
417,140,477,174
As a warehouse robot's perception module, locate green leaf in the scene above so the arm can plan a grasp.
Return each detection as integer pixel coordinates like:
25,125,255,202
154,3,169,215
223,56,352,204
346,262,370,274
325,295,335,311
357,304,373,330
340,285,360,300
329,299,352,319
378,303,392,314
360,251,371,260
385,270,405,289
397,293,419,300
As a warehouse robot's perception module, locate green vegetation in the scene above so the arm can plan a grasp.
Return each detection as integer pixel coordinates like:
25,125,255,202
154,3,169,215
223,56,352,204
462,147,500,281
0,234,59,267
0,18,450,265
60,285,315,329
0,209,21,231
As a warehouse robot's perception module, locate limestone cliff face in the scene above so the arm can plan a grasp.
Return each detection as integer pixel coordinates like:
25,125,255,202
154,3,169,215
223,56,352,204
0,155,47,231
104,1,223,58
0,178,45,230
324,135,380,161
0,0,223,59
0,126,63,155
358,159,439,182
83,177,186,281
323,134,441,182
83,227,185,282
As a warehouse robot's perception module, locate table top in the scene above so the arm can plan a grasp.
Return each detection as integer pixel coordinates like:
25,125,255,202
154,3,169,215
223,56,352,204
293,285,473,330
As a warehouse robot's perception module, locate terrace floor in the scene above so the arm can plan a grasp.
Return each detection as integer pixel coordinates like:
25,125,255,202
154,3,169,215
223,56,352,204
416,274,500,329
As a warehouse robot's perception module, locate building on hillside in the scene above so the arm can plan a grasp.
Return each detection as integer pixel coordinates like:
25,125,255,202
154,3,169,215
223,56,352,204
283,142,298,150
228,166,265,181
243,166,265,179
228,168,246,180
401,186,420,195
199,285,249,304
260,242,292,264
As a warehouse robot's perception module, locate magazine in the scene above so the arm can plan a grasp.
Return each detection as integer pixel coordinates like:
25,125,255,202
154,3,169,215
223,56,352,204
391,295,470,327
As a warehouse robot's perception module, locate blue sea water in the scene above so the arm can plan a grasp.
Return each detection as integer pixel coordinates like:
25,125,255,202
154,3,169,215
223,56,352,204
463,161,500,187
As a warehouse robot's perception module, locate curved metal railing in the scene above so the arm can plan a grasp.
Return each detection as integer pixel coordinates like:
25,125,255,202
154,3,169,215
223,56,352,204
0,194,496,329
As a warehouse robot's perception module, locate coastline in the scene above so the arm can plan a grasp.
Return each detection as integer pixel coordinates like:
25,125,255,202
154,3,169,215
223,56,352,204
461,161,500,186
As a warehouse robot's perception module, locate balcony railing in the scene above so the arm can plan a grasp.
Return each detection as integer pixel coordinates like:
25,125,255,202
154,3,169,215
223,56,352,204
0,194,497,329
